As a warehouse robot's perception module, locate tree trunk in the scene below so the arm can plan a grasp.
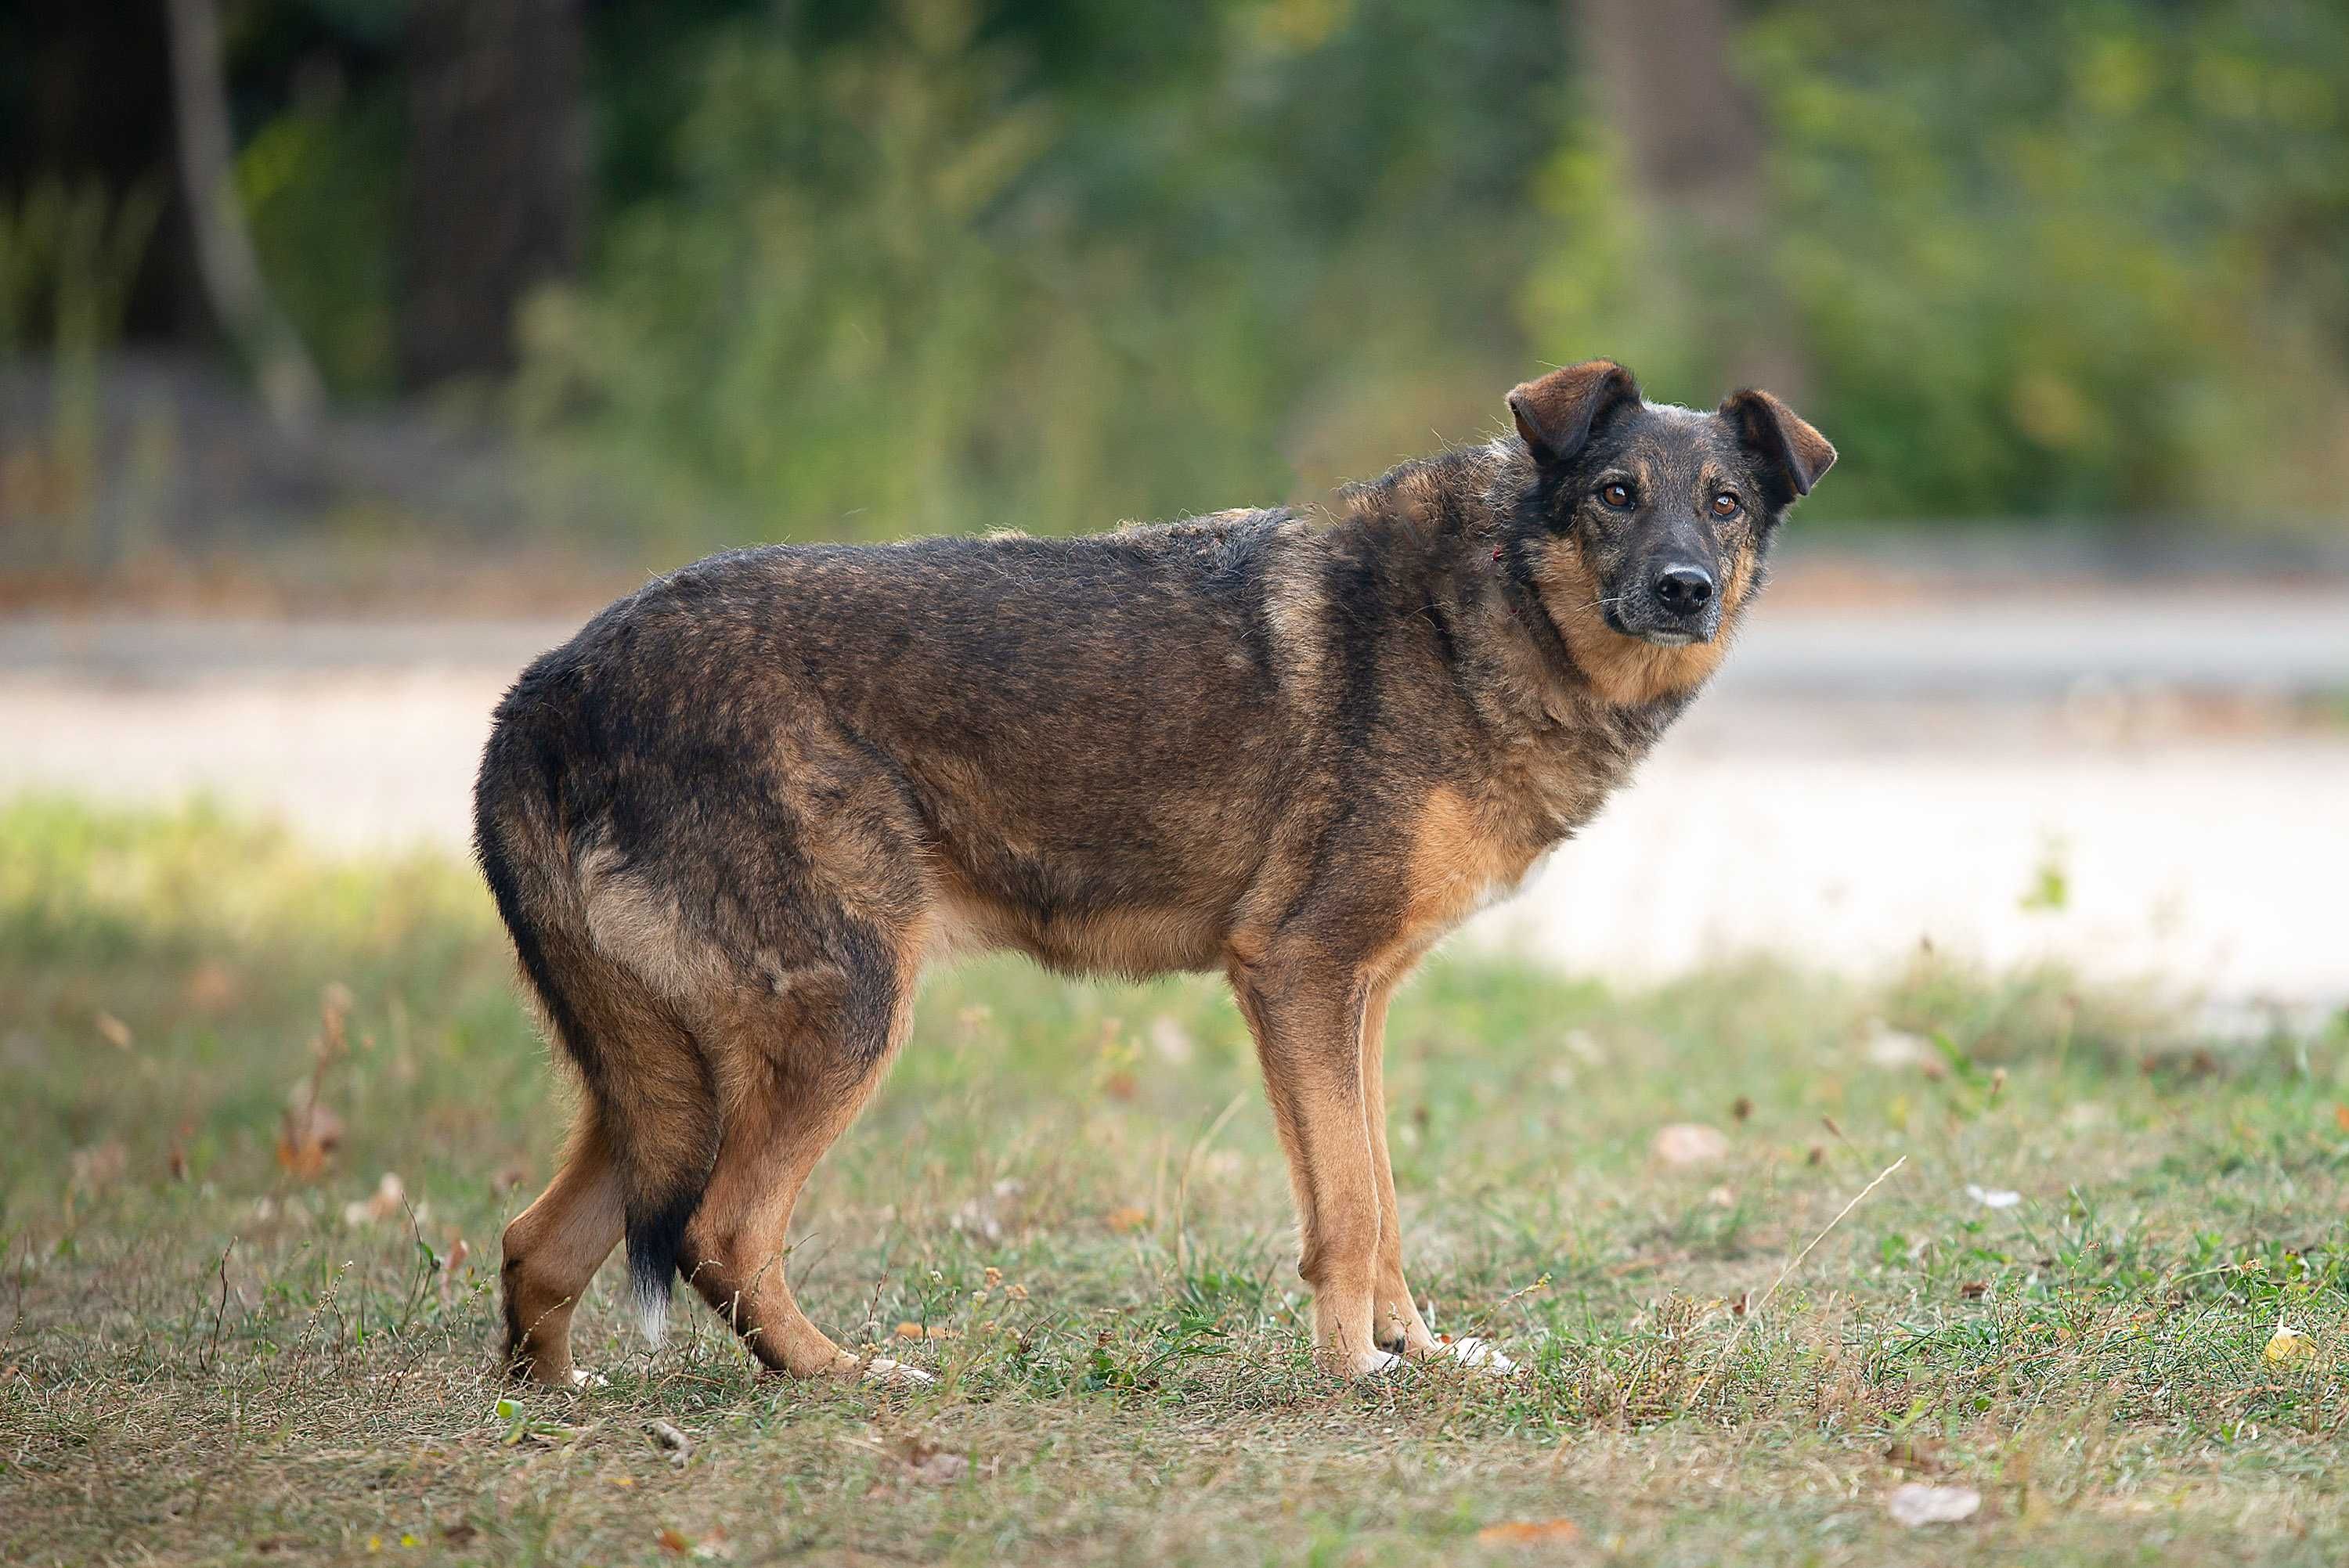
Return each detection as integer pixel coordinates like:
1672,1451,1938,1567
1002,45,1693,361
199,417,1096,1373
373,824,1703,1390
163,0,325,432
398,0,588,389
1571,0,1807,400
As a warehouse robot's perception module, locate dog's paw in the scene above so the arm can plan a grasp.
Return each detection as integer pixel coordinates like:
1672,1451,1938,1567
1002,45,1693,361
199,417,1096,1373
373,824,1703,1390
860,1357,936,1389
1351,1347,1407,1378
1429,1337,1515,1375
566,1367,610,1390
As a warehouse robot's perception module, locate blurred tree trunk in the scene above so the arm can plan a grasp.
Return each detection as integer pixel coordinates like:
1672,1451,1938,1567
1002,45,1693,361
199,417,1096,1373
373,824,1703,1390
398,0,588,389
164,0,325,431
1571,0,1808,400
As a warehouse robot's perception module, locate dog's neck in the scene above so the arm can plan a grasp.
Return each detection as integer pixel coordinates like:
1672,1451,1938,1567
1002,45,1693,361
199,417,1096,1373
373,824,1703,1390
1329,443,1723,847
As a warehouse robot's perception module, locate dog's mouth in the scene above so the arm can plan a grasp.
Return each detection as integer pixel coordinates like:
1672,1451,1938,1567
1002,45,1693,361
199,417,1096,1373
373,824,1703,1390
1602,609,1716,648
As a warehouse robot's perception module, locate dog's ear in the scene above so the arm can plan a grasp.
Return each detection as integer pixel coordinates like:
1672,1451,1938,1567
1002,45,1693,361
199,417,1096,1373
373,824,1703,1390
1507,360,1641,468
1719,388,1836,504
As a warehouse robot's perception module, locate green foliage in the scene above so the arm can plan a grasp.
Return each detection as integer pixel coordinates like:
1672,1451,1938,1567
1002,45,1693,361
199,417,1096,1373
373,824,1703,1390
502,0,2349,542
514,0,1571,545
18,0,2349,544
239,85,402,397
1742,0,2349,522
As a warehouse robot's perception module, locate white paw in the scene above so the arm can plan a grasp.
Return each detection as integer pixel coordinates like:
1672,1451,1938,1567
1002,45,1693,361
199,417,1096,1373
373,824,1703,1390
1431,1337,1515,1375
1354,1348,1406,1377
567,1368,610,1390
861,1357,936,1388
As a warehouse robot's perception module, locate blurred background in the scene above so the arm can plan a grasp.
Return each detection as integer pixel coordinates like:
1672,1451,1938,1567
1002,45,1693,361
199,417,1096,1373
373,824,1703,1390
3,0,2345,1010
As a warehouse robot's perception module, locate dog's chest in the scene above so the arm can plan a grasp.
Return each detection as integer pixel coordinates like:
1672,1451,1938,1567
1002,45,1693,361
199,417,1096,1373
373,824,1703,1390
1399,787,1554,944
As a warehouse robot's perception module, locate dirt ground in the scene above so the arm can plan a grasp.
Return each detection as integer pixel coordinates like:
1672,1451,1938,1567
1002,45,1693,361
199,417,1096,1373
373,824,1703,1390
5,592,2346,1008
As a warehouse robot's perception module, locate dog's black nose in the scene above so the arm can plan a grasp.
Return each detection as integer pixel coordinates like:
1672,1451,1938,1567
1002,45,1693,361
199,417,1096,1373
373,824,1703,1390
1652,564,1715,617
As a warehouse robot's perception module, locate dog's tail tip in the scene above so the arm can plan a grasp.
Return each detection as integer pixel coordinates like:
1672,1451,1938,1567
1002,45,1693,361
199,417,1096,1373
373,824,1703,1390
633,1275,670,1347
623,1187,698,1349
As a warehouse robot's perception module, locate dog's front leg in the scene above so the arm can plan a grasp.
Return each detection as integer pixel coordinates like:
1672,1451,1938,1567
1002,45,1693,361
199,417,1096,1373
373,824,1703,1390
1232,954,1391,1378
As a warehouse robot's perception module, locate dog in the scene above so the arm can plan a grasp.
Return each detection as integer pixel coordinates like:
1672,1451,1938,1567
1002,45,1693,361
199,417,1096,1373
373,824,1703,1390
476,359,1834,1386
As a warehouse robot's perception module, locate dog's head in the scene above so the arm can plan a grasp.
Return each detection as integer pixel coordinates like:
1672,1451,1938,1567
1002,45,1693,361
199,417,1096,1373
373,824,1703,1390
1503,360,1833,675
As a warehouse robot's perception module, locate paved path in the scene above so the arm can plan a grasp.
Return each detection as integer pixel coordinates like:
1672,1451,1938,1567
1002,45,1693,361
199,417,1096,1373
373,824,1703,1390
6,598,2347,1006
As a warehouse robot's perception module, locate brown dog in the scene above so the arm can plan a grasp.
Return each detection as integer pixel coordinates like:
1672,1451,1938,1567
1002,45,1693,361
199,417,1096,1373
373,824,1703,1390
477,359,1833,1385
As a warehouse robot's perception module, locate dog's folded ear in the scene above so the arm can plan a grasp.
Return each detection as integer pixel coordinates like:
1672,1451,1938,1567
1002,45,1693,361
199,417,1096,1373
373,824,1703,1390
1508,360,1641,468
1719,388,1836,504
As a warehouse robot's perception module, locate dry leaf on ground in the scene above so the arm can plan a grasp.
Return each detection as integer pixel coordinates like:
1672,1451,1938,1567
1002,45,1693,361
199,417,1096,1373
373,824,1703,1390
343,1173,407,1226
1477,1518,1579,1545
895,1437,969,1487
2264,1326,2315,1364
276,1092,344,1179
1651,1123,1727,1166
893,1321,958,1341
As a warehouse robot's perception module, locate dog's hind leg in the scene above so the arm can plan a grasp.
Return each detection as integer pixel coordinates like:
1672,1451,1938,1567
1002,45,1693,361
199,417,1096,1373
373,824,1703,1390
501,1113,625,1386
680,939,929,1385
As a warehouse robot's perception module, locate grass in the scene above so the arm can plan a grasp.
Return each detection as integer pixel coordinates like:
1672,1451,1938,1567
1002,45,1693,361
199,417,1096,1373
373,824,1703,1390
5,796,2349,1565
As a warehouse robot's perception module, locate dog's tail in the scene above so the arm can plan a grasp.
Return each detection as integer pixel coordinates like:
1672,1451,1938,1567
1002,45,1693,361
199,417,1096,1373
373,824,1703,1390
474,683,718,1345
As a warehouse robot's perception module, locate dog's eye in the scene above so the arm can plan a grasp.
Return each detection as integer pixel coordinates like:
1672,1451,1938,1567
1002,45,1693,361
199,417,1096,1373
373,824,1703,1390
1599,482,1634,510
1709,492,1741,518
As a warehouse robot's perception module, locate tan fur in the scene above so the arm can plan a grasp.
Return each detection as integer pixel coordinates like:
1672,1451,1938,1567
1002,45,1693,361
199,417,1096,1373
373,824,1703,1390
500,1118,624,1385
578,845,730,1008
1533,535,1734,706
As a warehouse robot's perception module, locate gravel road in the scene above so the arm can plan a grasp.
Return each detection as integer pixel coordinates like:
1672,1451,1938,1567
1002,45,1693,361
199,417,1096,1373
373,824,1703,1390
6,594,2345,1007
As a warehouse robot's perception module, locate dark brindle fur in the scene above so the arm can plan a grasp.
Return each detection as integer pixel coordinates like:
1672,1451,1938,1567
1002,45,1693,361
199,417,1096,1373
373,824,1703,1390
478,360,1834,1384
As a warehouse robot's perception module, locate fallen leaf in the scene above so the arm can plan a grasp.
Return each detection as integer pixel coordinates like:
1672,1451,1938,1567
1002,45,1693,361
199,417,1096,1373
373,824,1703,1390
1476,1518,1579,1545
2336,1103,2349,1134
276,1091,344,1180
645,1418,692,1467
440,1524,478,1546
1103,1205,1150,1233
1102,1070,1139,1102
1730,1095,1753,1123
893,1321,959,1341
94,1012,132,1050
1959,1280,1989,1299
2264,1326,2315,1365
438,1237,471,1304
908,1448,969,1486
344,1173,408,1227
1651,1123,1727,1166
655,1528,692,1556
1886,1482,1981,1527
